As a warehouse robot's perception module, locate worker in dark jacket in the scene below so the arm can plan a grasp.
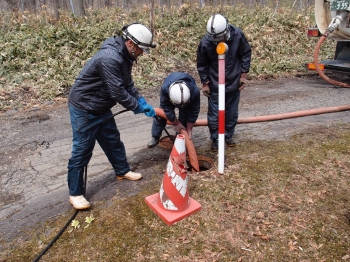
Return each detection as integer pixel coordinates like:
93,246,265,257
67,23,156,210
147,72,200,148
197,14,251,151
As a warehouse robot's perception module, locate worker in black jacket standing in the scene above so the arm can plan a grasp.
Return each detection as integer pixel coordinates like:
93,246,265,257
197,14,251,151
147,72,200,148
67,23,156,210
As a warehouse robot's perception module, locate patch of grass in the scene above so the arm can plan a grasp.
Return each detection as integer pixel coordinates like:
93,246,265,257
3,124,350,261
0,5,336,110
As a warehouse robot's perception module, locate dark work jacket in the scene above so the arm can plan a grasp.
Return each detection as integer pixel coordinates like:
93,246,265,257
196,24,252,93
68,36,140,115
160,72,200,123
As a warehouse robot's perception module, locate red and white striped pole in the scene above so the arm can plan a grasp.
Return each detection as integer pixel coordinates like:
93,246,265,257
216,42,228,175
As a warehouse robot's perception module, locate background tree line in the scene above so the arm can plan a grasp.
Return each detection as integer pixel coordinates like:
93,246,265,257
1,0,314,18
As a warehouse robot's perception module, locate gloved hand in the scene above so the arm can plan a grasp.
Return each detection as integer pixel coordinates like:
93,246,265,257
133,97,147,114
138,96,147,107
239,73,247,91
173,119,185,133
186,122,194,140
143,104,155,117
133,105,144,114
202,82,210,98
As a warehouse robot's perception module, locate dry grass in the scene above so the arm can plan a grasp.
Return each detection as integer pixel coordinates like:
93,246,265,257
0,5,337,111
3,124,350,261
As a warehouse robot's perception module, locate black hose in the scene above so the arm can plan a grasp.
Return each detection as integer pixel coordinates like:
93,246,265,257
32,211,79,262
153,116,175,144
32,109,129,261
32,166,87,262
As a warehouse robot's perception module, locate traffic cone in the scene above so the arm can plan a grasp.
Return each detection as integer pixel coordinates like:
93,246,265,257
145,134,201,225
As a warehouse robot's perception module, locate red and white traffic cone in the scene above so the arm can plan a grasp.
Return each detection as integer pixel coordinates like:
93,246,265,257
145,134,201,225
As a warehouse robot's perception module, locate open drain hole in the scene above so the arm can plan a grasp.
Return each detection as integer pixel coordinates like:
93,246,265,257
188,155,214,172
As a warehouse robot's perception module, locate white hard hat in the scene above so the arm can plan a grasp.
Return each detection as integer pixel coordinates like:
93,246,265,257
169,81,191,107
206,14,228,42
122,23,156,54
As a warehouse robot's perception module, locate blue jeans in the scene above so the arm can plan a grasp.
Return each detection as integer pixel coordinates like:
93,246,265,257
207,90,240,141
67,104,130,196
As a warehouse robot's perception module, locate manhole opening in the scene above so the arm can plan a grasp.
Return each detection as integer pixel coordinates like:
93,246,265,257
198,159,212,171
188,155,214,172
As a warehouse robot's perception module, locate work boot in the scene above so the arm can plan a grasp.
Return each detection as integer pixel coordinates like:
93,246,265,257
117,171,143,181
147,137,159,148
225,137,236,147
69,195,91,210
211,140,218,152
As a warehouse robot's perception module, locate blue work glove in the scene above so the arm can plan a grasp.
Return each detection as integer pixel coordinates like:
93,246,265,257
133,97,147,114
143,104,155,117
138,96,147,107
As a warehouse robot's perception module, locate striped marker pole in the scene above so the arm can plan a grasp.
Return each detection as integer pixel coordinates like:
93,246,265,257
216,42,228,175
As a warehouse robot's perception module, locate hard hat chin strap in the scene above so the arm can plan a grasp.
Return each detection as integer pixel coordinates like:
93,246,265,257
122,23,156,48
209,14,229,38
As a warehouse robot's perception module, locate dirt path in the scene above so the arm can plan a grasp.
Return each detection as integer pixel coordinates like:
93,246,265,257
1,75,350,248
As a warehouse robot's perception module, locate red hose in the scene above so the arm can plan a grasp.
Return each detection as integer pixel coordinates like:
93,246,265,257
155,104,350,170
190,105,350,125
154,108,199,172
314,35,350,87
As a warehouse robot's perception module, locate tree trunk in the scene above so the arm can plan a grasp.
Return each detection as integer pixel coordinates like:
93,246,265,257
4,0,19,11
51,0,60,20
105,0,112,7
71,0,86,16
150,0,155,32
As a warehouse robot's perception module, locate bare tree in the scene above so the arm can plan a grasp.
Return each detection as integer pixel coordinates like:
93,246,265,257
105,0,112,6
4,0,19,11
199,0,204,8
84,0,94,9
50,0,60,20
150,0,155,32
71,0,86,16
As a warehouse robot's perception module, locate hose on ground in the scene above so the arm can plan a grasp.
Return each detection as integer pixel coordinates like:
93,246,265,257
32,166,87,262
314,35,350,87
192,105,350,126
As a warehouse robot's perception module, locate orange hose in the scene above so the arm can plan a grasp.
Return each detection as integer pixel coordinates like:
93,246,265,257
155,104,350,171
237,105,350,123
182,105,350,125
154,108,199,172
314,35,350,87
179,129,199,172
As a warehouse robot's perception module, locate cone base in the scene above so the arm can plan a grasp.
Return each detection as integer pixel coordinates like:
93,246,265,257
145,193,202,226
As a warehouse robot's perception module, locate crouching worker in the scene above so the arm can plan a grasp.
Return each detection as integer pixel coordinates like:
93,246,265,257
147,72,200,148
67,23,156,210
